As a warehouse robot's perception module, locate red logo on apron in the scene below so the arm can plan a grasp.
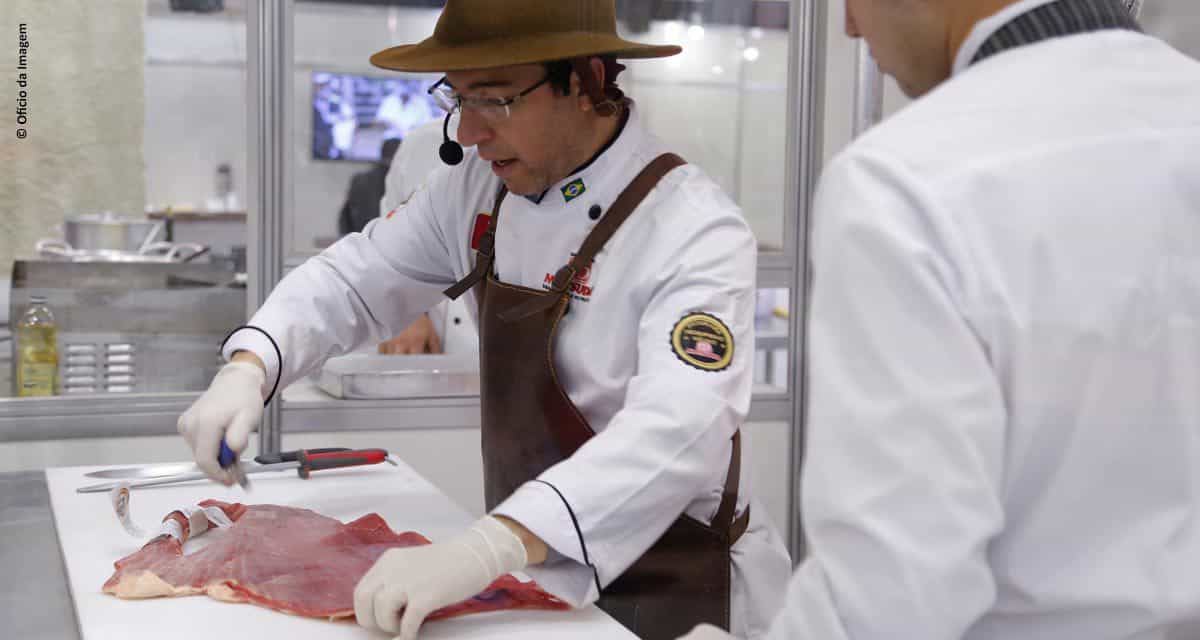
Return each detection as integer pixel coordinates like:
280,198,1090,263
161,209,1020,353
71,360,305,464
542,254,594,301
471,213,490,250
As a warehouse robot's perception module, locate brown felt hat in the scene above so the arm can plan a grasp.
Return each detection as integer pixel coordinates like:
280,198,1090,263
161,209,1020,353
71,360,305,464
369,0,682,73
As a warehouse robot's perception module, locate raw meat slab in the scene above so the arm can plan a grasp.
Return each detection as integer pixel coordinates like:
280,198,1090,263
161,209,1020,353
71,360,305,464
103,500,568,621
46,462,637,639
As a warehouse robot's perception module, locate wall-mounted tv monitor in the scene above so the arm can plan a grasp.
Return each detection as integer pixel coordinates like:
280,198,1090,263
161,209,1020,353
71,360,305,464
311,71,443,162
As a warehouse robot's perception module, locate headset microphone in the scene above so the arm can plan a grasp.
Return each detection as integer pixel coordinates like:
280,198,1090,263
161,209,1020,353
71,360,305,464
438,112,464,166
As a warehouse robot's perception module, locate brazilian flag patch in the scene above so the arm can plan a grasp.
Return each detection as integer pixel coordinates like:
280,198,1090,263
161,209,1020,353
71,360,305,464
561,178,587,203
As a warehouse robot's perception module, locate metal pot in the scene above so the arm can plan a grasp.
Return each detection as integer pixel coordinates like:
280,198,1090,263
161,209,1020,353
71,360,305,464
63,212,162,253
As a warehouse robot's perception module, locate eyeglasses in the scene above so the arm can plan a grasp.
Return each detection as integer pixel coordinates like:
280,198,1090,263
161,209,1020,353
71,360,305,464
427,74,551,123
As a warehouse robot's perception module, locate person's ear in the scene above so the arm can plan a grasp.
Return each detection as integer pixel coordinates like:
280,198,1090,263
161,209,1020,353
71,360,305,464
570,57,609,113
569,70,590,113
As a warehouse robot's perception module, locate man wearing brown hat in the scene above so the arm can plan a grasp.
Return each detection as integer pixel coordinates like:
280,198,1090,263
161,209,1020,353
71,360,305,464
175,1,791,639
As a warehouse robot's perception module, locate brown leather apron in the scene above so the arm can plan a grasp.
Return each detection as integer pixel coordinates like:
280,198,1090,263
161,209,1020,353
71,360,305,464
445,154,750,639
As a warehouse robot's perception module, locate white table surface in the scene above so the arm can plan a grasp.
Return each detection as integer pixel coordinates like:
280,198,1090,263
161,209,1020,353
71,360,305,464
46,462,636,640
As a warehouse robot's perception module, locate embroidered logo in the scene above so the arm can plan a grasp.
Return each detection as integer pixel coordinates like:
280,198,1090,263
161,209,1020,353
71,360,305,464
542,253,594,302
561,178,587,203
670,312,734,372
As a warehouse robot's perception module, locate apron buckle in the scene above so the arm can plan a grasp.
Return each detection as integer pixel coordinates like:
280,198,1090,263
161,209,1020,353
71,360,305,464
548,264,577,294
476,231,495,258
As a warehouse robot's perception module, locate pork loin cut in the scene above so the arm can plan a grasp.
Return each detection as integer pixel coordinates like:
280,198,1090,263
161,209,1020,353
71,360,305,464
102,500,568,622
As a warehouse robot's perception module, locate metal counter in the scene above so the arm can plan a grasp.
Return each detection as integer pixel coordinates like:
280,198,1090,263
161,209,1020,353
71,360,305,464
0,470,81,640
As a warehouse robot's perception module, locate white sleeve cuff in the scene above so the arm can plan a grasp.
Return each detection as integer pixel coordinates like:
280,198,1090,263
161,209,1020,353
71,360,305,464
221,328,281,398
519,557,600,609
491,481,603,606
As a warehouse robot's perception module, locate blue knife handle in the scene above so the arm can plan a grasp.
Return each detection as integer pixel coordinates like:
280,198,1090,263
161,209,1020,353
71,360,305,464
218,439,237,468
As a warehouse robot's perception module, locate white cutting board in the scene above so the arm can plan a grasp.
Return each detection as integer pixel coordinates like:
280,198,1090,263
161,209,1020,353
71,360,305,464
46,462,636,640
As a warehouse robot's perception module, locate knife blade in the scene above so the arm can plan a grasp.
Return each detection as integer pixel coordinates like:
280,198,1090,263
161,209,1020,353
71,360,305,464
76,448,391,494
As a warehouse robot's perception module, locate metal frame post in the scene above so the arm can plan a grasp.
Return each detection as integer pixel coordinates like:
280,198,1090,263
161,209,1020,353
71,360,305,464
852,41,884,138
247,0,292,456
785,0,827,562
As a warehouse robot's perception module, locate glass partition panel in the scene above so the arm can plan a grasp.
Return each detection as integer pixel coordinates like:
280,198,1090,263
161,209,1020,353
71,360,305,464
285,1,793,259
3,0,249,404
754,288,790,393
276,1,797,405
616,2,791,252
290,1,441,258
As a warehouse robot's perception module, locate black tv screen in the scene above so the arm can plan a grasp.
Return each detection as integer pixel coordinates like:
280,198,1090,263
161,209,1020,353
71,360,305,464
311,71,443,162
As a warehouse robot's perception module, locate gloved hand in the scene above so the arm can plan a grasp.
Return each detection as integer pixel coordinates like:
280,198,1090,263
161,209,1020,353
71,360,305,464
354,515,528,640
677,623,739,639
176,360,266,484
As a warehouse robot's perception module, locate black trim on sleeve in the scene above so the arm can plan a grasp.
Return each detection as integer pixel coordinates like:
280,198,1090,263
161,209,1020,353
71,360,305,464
532,479,603,596
219,325,283,406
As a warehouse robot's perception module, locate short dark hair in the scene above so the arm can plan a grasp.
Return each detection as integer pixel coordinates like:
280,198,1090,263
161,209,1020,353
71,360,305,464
543,55,624,96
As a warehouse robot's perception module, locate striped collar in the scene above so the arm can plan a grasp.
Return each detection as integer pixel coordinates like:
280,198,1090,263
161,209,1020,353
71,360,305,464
953,0,1142,74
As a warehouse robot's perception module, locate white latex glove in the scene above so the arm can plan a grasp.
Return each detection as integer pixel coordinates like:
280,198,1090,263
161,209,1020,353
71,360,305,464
677,623,739,639
354,515,528,640
176,360,266,484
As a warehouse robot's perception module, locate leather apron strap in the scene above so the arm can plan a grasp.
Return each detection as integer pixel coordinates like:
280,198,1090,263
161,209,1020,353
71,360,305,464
443,185,507,301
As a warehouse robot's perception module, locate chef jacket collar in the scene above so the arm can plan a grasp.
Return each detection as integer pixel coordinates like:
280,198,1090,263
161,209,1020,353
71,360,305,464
521,103,635,206
953,0,1061,75
954,0,1141,75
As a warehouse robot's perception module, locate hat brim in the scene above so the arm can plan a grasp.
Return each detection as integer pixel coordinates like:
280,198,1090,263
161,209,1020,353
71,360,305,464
370,32,681,73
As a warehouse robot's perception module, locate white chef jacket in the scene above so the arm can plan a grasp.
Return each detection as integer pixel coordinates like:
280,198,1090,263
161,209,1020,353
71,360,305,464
380,116,478,355
766,8,1200,640
226,104,792,638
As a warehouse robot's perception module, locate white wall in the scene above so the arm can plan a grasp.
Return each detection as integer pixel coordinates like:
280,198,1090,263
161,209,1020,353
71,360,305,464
143,10,248,214
0,0,145,281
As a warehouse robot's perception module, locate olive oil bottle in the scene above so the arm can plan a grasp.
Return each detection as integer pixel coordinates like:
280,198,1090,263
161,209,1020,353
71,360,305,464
15,295,58,397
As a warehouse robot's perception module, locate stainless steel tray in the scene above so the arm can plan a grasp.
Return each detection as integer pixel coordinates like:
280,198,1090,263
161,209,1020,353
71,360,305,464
316,353,479,399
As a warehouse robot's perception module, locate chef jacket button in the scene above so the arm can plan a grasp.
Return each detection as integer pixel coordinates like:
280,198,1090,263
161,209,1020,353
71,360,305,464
588,205,602,220
453,317,462,325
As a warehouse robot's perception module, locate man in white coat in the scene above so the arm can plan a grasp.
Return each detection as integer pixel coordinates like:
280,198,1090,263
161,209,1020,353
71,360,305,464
176,1,790,639
376,117,479,356
683,0,1200,638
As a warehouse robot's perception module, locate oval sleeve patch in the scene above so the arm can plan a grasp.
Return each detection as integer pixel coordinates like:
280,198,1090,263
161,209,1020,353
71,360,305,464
670,312,734,372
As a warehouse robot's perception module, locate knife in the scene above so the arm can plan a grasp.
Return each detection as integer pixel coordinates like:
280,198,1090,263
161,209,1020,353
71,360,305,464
83,448,354,479
76,448,390,493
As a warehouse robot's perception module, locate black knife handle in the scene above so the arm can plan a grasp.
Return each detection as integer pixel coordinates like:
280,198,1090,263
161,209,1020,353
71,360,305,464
253,447,351,465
